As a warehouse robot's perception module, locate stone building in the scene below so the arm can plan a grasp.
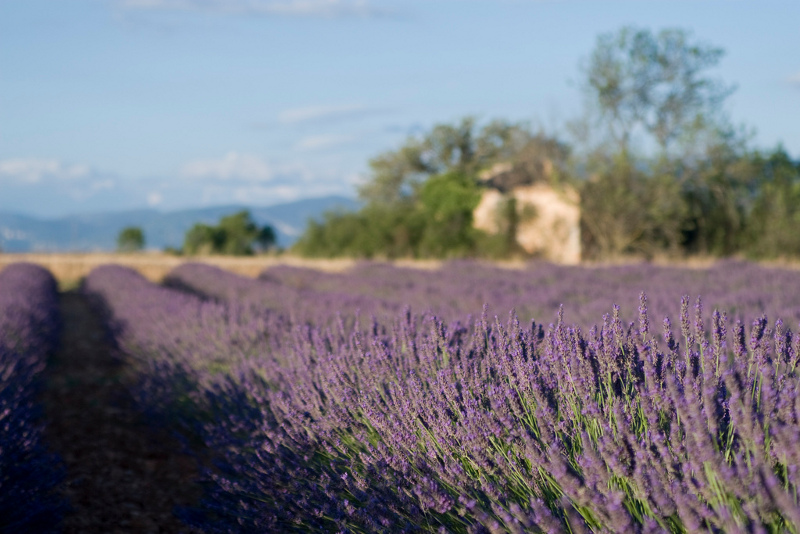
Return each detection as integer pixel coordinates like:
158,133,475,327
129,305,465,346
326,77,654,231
472,162,581,264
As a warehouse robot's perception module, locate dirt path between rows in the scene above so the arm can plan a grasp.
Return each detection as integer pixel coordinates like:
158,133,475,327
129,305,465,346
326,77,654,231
42,291,202,533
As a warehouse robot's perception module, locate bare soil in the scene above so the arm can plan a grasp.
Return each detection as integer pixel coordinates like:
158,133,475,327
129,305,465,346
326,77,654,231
42,291,202,533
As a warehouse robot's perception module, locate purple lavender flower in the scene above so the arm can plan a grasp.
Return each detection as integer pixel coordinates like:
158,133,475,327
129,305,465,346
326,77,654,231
0,263,66,532
79,260,800,533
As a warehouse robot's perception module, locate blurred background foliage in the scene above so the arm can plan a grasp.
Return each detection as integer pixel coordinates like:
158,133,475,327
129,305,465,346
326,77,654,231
293,120,567,259
183,211,276,256
295,26,800,262
116,227,145,253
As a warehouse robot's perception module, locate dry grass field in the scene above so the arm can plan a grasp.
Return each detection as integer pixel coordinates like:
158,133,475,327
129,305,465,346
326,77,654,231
0,253,448,288
2,252,799,290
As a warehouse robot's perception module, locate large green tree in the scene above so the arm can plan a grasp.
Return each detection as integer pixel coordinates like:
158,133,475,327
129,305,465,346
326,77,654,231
576,26,750,259
358,118,569,206
582,26,734,154
415,171,483,258
580,153,688,259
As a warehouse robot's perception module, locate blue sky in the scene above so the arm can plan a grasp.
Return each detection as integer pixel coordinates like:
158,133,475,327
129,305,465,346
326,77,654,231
1,0,798,217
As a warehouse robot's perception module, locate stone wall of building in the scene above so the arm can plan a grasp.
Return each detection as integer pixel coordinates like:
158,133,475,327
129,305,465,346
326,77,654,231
473,183,581,264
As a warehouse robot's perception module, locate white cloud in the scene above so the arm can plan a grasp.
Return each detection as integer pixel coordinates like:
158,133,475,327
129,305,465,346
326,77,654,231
0,159,92,184
228,182,350,204
118,0,389,17
147,191,164,206
0,158,126,215
278,104,369,124
295,134,353,151
181,151,273,182
188,170,352,208
0,153,357,217
90,179,116,191
789,72,800,88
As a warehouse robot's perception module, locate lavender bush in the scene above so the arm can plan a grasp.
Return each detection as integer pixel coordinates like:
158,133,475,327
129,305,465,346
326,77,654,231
86,262,800,533
0,263,65,533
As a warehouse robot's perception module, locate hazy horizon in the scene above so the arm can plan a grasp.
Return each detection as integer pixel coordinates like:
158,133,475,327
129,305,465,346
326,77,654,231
0,192,356,220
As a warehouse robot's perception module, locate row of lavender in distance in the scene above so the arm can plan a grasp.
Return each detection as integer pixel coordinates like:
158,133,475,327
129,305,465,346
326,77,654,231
90,262,800,532
82,265,292,400
165,262,407,324
167,260,800,336
258,260,800,329
0,263,65,533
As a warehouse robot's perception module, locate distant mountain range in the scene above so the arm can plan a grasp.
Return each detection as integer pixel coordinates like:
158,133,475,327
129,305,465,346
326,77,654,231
0,196,359,252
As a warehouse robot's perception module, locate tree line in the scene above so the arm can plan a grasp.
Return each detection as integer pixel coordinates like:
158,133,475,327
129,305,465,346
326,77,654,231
117,211,276,256
295,26,800,261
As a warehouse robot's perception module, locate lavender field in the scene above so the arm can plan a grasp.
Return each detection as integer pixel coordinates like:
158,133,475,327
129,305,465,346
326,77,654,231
73,260,800,533
5,260,800,532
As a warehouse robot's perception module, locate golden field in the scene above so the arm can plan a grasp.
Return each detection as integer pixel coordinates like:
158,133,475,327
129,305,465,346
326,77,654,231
2,252,799,291
0,252,446,288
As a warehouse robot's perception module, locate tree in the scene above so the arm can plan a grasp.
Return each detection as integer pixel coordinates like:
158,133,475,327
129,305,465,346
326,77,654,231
574,26,751,259
183,223,218,255
117,227,145,252
358,118,569,206
216,211,264,255
679,129,756,255
183,211,276,255
296,117,571,260
293,204,420,259
582,26,734,154
415,172,482,258
255,225,277,253
743,148,800,258
580,152,688,259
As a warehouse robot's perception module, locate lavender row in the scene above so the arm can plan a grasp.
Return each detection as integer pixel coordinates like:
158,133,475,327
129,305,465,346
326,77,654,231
165,262,408,324
82,265,293,397
178,299,800,532
89,263,800,532
166,259,800,336
260,260,800,328
0,263,65,533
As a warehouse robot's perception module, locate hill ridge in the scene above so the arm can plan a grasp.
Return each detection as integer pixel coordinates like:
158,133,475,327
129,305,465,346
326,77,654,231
0,196,359,252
